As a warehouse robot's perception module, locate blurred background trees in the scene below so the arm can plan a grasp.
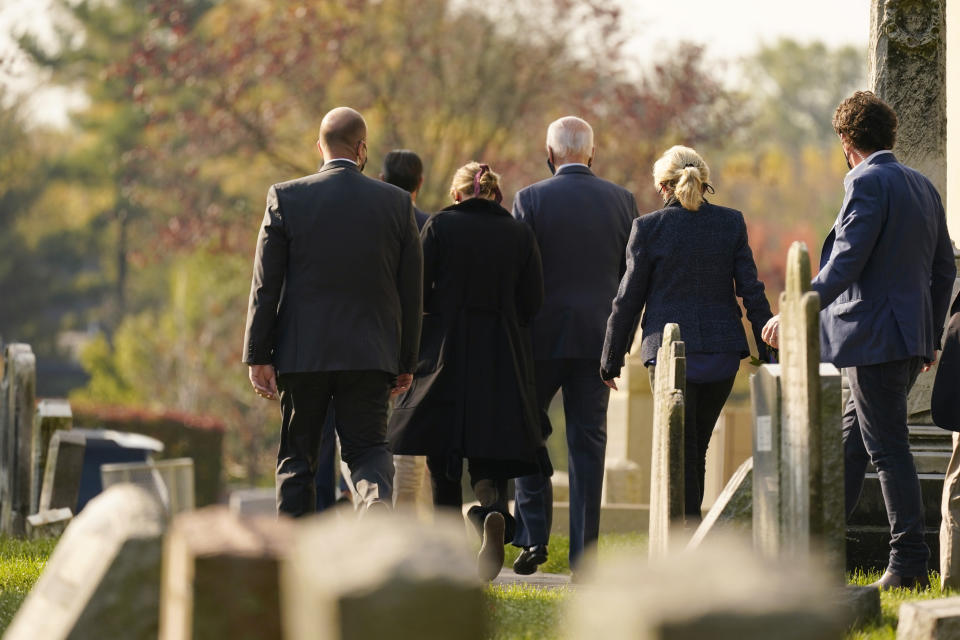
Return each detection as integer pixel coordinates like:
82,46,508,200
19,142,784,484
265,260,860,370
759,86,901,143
0,0,864,484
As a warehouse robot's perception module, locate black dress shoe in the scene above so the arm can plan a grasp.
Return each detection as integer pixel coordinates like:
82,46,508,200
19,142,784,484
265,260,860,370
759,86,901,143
870,570,931,591
513,544,548,575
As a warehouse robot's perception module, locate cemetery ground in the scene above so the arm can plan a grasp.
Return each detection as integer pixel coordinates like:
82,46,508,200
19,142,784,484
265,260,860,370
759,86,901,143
0,531,947,640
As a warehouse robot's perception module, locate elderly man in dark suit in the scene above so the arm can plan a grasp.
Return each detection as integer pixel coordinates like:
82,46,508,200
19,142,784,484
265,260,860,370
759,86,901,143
243,107,423,516
764,91,955,590
381,149,430,230
511,116,638,573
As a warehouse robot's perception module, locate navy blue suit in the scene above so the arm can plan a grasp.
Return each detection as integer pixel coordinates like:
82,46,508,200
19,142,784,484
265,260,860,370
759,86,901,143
813,151,955,577
511,164,637,566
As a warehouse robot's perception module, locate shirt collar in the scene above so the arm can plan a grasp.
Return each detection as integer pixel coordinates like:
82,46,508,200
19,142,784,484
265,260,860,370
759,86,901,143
556,163,589,172
844,149,893,187
326,157,357,166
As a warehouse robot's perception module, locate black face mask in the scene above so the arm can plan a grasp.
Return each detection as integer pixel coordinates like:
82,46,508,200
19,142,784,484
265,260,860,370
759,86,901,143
547,157,556,175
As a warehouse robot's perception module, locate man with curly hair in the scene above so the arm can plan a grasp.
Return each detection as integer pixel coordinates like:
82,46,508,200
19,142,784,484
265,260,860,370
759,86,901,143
763,91,955,590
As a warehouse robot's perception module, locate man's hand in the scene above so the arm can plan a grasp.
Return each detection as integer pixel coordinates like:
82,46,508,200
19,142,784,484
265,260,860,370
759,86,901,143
249,364,278,401
761,314,780,349
391,373,413,396
923,351,940,373
603,378,618,391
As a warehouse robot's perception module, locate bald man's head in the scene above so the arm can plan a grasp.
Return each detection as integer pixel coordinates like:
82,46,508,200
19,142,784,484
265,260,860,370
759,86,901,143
317,107,368,169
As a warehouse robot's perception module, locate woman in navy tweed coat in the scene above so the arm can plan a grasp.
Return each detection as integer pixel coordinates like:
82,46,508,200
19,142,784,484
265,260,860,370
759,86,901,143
600,145,773,521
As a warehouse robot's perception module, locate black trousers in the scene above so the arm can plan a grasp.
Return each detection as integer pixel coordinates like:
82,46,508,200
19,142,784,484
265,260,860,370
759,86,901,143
648,368,737,520
276,370,394,516
843,356,927,576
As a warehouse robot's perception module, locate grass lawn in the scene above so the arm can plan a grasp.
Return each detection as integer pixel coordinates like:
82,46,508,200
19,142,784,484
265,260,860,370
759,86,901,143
0,533,952,639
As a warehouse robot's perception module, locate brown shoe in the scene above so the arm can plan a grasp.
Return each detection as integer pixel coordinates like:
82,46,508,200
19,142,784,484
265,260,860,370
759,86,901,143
870,570,930,591
478,512,505,581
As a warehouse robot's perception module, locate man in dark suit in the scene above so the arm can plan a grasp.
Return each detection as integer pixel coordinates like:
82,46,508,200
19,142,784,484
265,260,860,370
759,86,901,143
764,91,955,589
381,149,430,230
243,107,423,515
511,116,638,573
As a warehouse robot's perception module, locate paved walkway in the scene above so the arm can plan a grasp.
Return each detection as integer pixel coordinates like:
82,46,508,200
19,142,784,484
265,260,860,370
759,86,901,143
492,570,572,589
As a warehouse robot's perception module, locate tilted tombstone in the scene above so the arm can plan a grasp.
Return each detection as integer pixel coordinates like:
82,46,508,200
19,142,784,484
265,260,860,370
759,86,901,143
4,484,166,640
282,512,485,640
897,597,960,640
1,343,36,536
648,323,686,558
688,457,753,548
160,506,294,640
777,242,846,579
30,398,72,514
39,429,86,512
568,536,845,639
101,457,195,516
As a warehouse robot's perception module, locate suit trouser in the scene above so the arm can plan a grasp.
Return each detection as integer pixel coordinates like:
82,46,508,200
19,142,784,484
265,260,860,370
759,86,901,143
513,359,609,567
276,370,395,516
647,367,737,520
843,356,928,576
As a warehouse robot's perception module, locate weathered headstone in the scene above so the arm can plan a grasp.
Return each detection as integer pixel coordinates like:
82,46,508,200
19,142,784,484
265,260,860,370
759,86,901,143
752,364,784,556
648,323,685,558
39,429,86,512
0,343,36,536
282,512,485,640
568,536,845,639
777,242,846,579
30,398,72,514
897,597,960,639
5,484,166,640
688,457,753,548
26,507,72,539
229,487,276,517
101,457,195,516
159,506,293,640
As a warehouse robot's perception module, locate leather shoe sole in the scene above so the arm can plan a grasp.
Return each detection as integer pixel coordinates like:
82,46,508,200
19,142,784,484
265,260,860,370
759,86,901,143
478,512,505,581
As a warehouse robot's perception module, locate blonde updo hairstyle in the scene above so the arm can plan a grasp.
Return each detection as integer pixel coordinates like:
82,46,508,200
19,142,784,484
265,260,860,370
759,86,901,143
653,145,712,211
450,161,502,202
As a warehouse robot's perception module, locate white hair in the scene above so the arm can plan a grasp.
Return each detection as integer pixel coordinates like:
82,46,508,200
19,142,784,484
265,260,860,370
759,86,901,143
545,116,594,159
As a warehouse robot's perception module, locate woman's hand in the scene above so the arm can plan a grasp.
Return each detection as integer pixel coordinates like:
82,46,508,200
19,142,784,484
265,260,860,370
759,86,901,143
602,378,618,391
761,315,780,349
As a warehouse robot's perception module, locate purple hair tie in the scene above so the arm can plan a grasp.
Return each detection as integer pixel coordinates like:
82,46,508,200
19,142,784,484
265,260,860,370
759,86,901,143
473,164,503,203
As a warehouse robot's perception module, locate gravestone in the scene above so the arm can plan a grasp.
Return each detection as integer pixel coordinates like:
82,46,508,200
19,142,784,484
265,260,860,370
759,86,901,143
897,597,960,640
229,487,276,517
568,536,845,639
26,507,72,539
648,323,685,558
30,398,72,514
1,343,36,536
752,365,784,556
4,484,166,640
160,506,293,640
688,457,753,548
39,429,86,512
101,457,195,516
282,512,485,640
777,242,845,579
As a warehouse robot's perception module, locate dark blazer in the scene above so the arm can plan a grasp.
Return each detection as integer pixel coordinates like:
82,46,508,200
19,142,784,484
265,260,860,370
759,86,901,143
932,292,960,430
414,205,429,231
388,197,550,477
513,165,638,360
812,152,956,368
242,159,423,375
601,200,772,376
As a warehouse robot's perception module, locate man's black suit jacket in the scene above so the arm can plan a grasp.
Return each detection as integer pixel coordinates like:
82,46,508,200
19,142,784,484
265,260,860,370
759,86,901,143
243,159,423,375
512,165,638,360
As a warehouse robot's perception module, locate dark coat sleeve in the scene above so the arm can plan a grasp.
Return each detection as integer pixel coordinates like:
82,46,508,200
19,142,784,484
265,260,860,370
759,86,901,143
930,192,957,346
397,198,424,373
516,225,544,324
732,212,773,361
811,174,885,308
601,218,650,378
242,185,287,365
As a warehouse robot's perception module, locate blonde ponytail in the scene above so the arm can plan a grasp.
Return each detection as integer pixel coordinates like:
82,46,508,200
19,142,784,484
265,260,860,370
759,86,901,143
652,145,712,211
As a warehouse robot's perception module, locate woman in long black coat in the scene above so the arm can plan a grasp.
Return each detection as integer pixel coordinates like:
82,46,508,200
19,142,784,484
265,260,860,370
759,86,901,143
388,162,551,580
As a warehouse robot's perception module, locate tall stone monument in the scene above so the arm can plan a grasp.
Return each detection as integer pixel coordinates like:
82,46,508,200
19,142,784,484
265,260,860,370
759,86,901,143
1,343,36,536
648,324,685,558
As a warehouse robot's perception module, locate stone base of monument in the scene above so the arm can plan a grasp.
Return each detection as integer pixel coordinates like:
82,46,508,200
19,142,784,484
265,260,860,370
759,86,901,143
25,507,72,539
846,425,951,572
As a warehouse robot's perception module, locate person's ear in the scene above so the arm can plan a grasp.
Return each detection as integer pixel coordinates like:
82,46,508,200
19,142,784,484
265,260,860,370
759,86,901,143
417,175,424,191
378,173,385,181
588,146,595,167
